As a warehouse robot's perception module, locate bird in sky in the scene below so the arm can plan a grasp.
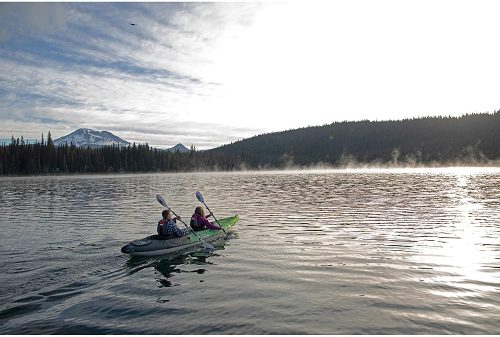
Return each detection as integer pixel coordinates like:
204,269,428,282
129,23,136,26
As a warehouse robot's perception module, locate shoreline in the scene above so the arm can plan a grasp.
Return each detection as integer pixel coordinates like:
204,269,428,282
2,164,500,178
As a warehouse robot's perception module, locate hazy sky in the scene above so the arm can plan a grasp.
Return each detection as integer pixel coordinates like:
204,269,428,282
1,1,500,149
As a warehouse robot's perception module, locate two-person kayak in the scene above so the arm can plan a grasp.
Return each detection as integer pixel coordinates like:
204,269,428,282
121,215,239,257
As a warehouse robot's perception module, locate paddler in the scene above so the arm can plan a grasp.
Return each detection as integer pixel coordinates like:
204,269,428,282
157,209,189,237
190,206,222,231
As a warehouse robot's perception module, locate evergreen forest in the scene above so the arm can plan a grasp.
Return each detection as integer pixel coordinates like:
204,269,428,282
212,111,500,168
0,132,239,175
1,112,500,175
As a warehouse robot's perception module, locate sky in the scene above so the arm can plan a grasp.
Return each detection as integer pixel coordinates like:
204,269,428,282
1,1,500,149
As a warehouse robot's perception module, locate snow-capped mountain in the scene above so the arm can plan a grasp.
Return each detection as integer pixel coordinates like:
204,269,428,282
54,128,130,147
167,143,190,153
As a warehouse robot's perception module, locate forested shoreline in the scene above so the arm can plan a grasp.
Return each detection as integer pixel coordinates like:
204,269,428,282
0,132,239,175
213,111,500,168
2,112,500,175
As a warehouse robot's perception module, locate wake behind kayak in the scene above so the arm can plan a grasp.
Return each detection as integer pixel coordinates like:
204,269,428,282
121,215,239,257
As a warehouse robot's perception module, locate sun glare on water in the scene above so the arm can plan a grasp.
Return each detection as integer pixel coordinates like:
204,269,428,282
411,170,499,301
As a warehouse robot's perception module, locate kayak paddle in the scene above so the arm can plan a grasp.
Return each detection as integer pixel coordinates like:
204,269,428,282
155,194,215,251
195,191,227,235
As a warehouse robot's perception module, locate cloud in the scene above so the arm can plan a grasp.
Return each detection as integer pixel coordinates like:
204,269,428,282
1,2,500,149
0,3,71,42
0,3,270,148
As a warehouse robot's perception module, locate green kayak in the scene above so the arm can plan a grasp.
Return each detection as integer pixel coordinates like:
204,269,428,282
121,215,239,256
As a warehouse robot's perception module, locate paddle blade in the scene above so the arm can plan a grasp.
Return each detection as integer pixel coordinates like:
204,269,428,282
195,191,204,203
155,194,168,208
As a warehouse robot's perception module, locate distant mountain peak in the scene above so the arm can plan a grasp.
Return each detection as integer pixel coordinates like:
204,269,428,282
168,143,190,153
54,128,130,147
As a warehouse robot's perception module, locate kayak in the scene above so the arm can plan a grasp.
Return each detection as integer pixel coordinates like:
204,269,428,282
121,215,239,257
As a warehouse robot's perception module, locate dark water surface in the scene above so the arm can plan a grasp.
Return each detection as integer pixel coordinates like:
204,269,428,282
1,168,500,334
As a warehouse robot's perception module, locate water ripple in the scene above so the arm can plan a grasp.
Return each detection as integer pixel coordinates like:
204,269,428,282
1,169,500,334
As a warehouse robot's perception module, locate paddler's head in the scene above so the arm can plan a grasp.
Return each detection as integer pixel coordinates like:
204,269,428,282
194,206,205,217
162,209,171,219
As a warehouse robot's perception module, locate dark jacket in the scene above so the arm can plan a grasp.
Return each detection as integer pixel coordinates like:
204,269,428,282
190,213,221,231
157,218,189,237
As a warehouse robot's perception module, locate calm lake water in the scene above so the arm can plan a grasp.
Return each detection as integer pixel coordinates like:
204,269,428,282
1,168,500,334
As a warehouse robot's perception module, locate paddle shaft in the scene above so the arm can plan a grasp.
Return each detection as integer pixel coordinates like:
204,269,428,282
203,202,227,235
168,209,189,228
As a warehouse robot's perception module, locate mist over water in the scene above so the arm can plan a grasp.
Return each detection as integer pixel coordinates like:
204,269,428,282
275,147,500,171
1,168,500,334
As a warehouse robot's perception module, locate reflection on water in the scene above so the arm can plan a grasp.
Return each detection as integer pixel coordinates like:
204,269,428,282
412,172,499,301
126,253,212,289
0,168,500,334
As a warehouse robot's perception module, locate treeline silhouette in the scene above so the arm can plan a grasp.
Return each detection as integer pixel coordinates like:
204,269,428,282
2,112,500,175
212,111,500,168
0,132,239,175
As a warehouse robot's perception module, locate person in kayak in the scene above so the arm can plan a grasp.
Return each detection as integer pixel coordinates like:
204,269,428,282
190,206,221,231
157,209,189,237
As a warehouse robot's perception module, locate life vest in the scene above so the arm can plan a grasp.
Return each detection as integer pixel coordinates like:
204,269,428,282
157,219,166,235
190,215,204,231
